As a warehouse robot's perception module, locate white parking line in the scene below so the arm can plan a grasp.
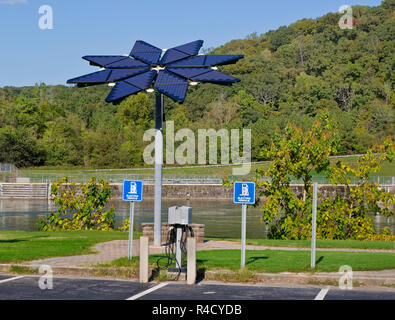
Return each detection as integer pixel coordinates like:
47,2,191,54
126,282,169,300
314,288,329,300
0,276,24,284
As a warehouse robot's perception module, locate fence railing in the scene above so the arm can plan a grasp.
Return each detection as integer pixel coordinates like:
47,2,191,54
0,163,17,172
3,171,394,186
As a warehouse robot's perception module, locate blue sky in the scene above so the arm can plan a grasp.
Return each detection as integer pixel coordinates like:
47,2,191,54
0,0,382,87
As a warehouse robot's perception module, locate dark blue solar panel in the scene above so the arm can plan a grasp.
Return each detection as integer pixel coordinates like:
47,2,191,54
160,49,189,65
131,40,162,54
124,70,156,90
82,56,125,67
172,40,204,56
166,55,243,67
130,40,162,65
153,70,188,102
165,55,206,67
132,52,162,65
204,55,244,66
190,70,239,83
67,69,111,84
106,57,148,69
107,69,149,82
160,40,204,65
69,40,244,103
167,67,211,79
106,81,141,102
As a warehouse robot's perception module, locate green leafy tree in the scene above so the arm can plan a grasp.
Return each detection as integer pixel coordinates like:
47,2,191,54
38,177,115,231
257,117,394,240
40,115,84,166
257,114,339,239
319,137,394,239
0,126,45,167
116,92,152,129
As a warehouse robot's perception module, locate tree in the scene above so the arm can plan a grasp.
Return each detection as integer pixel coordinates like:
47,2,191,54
38,177,115,231
256,117,394,240
232,90,269,125
116,92,152,129
256,114,339,239
320,137,394,239
0,126,45,167
40,115,84,166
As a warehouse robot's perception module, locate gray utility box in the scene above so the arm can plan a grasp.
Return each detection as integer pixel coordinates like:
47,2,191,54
168,206,192,225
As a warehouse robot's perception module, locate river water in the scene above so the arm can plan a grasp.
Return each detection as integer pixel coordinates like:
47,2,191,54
0,199,393,238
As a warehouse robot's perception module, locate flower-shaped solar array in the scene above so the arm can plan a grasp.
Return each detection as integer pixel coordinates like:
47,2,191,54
67,40,243,103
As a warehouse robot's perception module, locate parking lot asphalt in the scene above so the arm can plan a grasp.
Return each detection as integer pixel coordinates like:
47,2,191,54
0,273,394,301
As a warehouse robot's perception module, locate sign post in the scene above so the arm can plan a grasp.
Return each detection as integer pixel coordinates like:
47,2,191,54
128,202,135,260
233,182,255,268
123,180,143,261
311,182,318,268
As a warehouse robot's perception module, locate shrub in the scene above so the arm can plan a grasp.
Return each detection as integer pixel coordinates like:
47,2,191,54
38,177,115,231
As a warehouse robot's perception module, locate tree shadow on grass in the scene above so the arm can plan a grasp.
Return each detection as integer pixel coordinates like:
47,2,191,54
316,256,324,265
0,239,27,244
246,256,268,266
196,259,209,283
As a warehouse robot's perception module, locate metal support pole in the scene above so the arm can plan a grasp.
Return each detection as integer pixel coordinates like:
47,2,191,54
311,182,318,268
241,204,247,268
128,201,135,260
154,93,163,247
176,226,182,269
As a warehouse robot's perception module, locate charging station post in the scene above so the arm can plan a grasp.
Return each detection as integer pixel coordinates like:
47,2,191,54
122,180,143,261
167,206,193,273
233,182,255,268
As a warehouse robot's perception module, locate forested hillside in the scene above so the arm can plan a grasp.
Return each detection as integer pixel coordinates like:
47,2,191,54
0,1,393,168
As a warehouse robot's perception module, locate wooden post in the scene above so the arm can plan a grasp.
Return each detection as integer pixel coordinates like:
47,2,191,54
139,236,149,283
187,237,196,285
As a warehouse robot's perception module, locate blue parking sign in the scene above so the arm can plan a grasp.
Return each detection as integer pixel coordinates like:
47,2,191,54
233,182,255,204
123,180,143,202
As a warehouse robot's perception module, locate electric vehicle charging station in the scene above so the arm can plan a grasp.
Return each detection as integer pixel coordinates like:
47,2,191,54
165,206,194,274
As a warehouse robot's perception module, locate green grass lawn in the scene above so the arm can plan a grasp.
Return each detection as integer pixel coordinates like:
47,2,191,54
205,237,395,250
97,249,395,274
194,249,395,273
0,230,393,264
0,230,135,263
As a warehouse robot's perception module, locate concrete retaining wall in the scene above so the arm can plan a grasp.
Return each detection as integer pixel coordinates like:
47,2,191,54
0,182,394,200
110,183,234,200
110,183,395,200
0,183,50,199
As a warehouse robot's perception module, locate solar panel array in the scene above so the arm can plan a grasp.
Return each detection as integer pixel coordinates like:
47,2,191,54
67,40,243,103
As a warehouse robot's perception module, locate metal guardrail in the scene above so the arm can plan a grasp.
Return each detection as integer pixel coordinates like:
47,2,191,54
4,171,394,186
15,173,225,184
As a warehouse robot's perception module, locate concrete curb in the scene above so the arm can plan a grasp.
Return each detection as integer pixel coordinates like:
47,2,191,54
256,272,395,287
1,263,394,288
203,270,395,287
0,264,136,278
